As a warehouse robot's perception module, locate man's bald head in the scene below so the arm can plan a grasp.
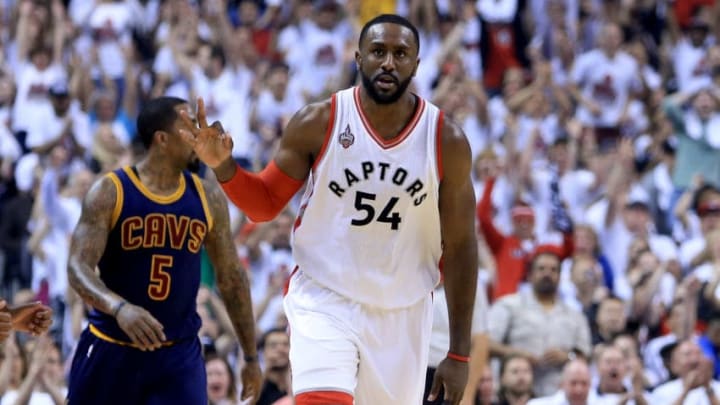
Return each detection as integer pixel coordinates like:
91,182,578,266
561,360,591,405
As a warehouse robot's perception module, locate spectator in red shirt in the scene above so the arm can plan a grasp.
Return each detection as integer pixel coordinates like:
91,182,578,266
478,176,574,301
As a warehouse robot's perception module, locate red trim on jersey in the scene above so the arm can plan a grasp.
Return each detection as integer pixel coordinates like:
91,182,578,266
293,182,314,232
311,93,337,172
295,391,353,405
436,111,445,182
352,86,425,149
283,266,299,297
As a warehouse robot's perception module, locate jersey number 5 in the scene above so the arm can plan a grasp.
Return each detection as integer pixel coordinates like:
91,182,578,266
148,254,172,301
351,191,402,230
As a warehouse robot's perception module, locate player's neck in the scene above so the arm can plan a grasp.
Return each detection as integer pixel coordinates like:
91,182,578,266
357,87,416,140
135,157,183,193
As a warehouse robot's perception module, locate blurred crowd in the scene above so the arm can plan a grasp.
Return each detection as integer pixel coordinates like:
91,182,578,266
0,0,719,404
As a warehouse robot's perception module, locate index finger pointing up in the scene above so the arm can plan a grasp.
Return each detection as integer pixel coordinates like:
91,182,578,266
196,97,209,128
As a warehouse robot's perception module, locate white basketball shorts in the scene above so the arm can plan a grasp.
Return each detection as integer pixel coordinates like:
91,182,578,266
283,269,433,404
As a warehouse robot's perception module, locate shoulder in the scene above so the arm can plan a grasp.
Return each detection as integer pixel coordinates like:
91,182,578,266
78,173,119,224
652,379,682,396
282,97,335,155
617,51,637,66
286,97,334,135
85,173,119,208
437,113,472,177
438,112,467,143
492,293,523,311
196,176,228,212
571,51,591,68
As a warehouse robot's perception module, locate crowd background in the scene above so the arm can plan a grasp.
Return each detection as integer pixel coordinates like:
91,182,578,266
0,0,719,404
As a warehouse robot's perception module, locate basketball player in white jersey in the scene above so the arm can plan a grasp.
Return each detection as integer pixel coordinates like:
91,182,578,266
180,14,478,405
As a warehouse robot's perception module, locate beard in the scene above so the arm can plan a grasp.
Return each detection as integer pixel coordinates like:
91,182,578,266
508,384,530,397
360,69,413,104
268,364,290,373
186,157,201,173
534,278,557,296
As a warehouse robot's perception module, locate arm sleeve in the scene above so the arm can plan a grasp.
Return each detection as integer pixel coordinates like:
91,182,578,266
219,160,305,222
476,177,505,253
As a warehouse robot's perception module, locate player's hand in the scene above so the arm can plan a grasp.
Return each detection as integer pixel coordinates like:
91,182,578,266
0,300,11,342
427,356,469,405
9,301,53,336
178,97,233,169
240,360,262,404
115,302,166,351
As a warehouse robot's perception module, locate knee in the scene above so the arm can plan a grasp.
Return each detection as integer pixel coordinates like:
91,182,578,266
295,391,354,405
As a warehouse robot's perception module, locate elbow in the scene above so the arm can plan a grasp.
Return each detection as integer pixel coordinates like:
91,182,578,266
246,212,277,223
66,258,82,291
245,204,284,223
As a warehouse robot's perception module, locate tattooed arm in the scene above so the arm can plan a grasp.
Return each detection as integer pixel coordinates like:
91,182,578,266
202,179,262,401
67,176,124,315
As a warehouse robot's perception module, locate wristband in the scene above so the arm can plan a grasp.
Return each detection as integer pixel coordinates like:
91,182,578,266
244,354,258,363
112,301,127,318
447,352,470,363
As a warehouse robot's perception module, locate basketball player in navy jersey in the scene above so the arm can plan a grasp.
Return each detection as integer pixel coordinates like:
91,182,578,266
66,97,262,404
182,14,478,405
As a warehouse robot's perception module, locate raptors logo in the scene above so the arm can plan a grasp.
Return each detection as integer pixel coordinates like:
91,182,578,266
338,125,355,149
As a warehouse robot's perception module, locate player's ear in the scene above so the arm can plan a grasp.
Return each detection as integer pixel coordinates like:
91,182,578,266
354,50,361,70
154,130,168,146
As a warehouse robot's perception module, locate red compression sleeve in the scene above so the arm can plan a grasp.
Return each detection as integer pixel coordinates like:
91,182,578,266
219,160,304,222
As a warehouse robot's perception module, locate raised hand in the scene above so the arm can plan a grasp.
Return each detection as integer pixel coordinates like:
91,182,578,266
179,97,233,169
9,301,53,336
240,361,262,404
427,356,469,405
115,302,166,351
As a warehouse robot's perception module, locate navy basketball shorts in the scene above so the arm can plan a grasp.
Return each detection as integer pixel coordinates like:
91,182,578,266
67,328,207,405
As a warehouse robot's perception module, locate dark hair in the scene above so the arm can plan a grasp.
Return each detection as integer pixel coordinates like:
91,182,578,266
258,327,288,351
358,14,420,53
600,294,624,306
267,62,290,75
136,97,187,149
692,184,720,212
210,45,226,67
204,353,238,401
498,354,534,402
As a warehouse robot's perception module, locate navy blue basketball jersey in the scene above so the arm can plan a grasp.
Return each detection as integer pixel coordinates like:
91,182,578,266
88,166,213,344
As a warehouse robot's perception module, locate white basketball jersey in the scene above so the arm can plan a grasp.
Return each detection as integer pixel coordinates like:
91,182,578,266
292,87,443,309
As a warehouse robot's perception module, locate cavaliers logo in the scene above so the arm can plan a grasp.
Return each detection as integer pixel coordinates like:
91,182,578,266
338,125,355,149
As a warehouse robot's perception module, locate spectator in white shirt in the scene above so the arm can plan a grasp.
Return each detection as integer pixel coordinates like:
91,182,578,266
675,180,720,271
84,0,135,91
589,344,649,405
11,0,66,140
24,81,91,160
290,0,352,101
652,340,720,405
570,22,640,150
672,17,714,94
527,359,592,405
251,62,304,167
